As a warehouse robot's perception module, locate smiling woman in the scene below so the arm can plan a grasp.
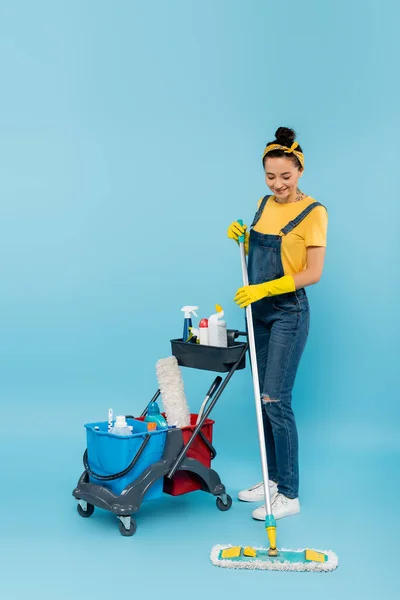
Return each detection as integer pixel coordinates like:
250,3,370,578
227,127,328,522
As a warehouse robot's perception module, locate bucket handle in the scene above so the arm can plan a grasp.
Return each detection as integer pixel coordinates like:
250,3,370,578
197,430,217,460
83,434,151,481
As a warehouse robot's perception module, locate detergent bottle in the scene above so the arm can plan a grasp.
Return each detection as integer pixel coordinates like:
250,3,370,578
199,318,209,345
110,415,133,436
144,401,168,429
208,304,228,347
181,306,199,342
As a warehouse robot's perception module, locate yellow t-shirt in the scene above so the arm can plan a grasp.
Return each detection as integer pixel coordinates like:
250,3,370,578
252,195,328,276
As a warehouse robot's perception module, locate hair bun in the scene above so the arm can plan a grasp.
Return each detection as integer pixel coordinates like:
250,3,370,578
275,127,296,146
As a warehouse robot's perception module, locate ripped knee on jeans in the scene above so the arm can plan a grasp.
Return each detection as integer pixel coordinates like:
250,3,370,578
262,394,280,403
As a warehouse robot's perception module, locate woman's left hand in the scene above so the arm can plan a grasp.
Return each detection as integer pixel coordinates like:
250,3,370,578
234,276,296,308
234,283,269,308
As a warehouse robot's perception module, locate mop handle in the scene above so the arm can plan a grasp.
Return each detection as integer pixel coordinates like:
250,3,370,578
238,220,273,516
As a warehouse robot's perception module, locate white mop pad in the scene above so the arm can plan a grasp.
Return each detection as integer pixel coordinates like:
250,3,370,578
156,356,191,428
210,544,339,572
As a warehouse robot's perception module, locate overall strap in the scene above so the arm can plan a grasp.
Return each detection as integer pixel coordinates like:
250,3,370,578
280,202,325,236
250,195,272,228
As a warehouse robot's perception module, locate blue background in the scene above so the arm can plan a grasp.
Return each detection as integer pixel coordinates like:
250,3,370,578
1,1,398,598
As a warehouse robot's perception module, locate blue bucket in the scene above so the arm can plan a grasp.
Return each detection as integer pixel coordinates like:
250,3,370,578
84,418,167,499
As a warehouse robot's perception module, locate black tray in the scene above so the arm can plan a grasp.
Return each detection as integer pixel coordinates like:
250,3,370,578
170,338,247,372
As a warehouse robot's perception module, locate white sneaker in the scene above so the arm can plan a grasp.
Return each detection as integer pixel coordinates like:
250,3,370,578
252,493,300,521
238,480,278,502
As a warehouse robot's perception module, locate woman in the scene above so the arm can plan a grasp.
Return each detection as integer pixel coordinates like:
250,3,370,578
228,127,327,521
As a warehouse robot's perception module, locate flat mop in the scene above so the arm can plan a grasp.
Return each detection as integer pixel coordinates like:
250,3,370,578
210,221,338,572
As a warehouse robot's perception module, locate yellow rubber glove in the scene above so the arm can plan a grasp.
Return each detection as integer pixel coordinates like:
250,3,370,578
234,275,296,308
227,221,249,254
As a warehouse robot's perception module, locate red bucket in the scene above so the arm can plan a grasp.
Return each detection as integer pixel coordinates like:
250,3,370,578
164,414,215,496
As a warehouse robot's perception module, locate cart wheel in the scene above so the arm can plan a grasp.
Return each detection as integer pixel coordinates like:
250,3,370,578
118,518,137,537
216,495,232,511
77,503,95,518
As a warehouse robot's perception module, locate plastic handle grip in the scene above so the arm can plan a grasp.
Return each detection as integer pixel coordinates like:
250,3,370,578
237,219,245,243
206,376,223,398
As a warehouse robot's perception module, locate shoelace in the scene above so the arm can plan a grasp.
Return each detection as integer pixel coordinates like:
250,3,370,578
272,493,287,508
248,482,263,492
249,480,277,492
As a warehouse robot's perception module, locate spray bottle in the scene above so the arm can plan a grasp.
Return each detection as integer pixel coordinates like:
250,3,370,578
208,304,228,347
181,305,199,342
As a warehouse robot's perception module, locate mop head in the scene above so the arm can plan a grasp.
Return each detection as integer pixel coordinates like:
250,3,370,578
210,544,338,572
156,356,191,428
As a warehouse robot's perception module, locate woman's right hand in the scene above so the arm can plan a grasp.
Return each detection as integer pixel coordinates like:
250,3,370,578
227,221,249,255
227,220,248,242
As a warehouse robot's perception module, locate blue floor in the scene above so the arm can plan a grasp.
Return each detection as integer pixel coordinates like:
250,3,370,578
2,416,397,600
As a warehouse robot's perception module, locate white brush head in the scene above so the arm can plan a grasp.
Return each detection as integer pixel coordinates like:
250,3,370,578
156,356,190,428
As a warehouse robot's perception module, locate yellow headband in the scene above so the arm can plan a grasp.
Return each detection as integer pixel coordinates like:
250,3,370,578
262,141,304,169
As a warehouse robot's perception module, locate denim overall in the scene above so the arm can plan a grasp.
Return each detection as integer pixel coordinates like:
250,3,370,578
248,194,324,499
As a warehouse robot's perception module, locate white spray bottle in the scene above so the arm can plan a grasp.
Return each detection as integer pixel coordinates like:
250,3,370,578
208,304,228,347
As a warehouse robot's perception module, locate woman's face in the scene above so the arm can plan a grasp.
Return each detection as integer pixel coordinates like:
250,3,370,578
264,157,303,200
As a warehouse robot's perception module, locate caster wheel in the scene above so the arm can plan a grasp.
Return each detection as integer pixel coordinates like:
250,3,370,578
216,495,232,511
77,503,94,518
118,518,137,537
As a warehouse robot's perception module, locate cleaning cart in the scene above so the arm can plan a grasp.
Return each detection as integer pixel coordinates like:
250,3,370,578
72,329,248,536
